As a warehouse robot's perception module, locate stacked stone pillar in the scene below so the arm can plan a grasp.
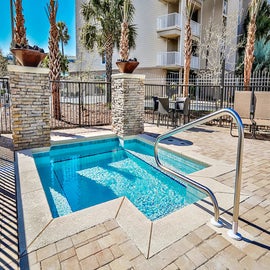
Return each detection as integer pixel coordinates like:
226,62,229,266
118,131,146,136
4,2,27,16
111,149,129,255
111,74,145,137
8,65,50,150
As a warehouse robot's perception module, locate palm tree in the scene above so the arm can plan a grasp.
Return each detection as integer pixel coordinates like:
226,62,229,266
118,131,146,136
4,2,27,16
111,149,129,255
119,0,135,61
80,0,136,99
183,0,194,97
14,0,28,46
244,0,262,89
47,0,61,120
57,21,70,57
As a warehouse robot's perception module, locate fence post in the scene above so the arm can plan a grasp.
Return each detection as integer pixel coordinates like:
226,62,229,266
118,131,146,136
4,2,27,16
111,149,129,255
78,82,81,127
111,74,145,136
8,65,50,150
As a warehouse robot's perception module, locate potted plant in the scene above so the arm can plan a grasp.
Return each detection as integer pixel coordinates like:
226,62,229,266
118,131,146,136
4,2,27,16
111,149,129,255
116,0,138,73
11,0,47,67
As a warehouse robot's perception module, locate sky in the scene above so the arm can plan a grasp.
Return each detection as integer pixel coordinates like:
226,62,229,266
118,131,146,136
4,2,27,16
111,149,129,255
0,0,76,56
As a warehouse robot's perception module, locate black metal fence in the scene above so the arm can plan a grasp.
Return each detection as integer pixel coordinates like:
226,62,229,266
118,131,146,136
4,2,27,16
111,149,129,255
0,78,11,134
50,80,111,129
1,77,269,133
144,83,270,122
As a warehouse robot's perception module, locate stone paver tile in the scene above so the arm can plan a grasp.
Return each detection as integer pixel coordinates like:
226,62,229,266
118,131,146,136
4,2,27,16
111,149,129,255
110,244,123,259
135,255,166,270
103,219,119,232
109,256,133,270
240,255,269,270
159,236,194,260
61,256,81,270
194,224,216,240
95,248,114,267
257,252,270,268
80,255,99,270
242,223,262,237
174,254,196,270
84,224,107,241
28,263,41,270
59,247,76,262
97,265,111,270
186,247,208,267
185,231,203,247
40,255,60,270
109,227,129,244
56,237,73,253
197,241,217,259
36,243,57,261
76,240,102,260
242,242,268,260
119,240,141,260
224,244,246,261
71,231,89,247
130,254,147,266
206,234,230,252
93,224,107,236
98,234,115,249
212,250,244,270
163,263,179,270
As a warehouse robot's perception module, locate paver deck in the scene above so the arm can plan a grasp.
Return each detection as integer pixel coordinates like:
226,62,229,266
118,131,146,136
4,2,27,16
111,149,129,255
0,124,269,270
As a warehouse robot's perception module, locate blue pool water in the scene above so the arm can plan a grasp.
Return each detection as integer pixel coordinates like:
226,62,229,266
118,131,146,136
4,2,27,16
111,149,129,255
33,137,207,220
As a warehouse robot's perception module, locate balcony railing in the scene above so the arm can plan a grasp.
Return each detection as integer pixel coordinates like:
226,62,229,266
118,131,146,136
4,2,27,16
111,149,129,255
157,52,181,66
157,12,181,30
191,20,201,37
157,13,201,37
157,51,199,69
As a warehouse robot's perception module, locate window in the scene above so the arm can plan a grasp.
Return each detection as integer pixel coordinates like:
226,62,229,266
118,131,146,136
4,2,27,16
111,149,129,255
223,0,228,16
101,52,106,64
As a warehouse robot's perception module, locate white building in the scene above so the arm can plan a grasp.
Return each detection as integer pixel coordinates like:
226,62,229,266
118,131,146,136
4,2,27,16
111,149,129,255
75,0,250,81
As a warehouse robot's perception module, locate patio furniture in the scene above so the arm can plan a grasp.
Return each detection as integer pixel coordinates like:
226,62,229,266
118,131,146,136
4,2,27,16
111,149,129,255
175,97,190,126
230,91,254,137
152,96,159,123
157,97,174,128
252,91,270,137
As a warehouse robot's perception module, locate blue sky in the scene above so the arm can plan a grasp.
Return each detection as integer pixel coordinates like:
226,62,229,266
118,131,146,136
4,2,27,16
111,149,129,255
0,0,76,56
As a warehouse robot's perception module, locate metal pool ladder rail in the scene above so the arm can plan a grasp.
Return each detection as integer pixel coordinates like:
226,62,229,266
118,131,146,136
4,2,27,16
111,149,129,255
154,108,244,240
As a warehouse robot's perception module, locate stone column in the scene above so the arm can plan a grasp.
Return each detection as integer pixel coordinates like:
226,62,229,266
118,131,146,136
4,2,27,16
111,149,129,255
8,65,50,150
111,73,145,137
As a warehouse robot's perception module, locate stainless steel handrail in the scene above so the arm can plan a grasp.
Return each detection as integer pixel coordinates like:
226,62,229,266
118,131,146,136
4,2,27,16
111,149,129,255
154,108,244,239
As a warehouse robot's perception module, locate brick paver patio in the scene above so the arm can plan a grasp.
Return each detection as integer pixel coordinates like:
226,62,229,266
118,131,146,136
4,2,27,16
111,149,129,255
0,124,269,269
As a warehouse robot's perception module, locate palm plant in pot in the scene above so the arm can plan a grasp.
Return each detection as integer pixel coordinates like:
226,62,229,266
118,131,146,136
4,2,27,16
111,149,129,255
116,0,138,73
11,0,47,67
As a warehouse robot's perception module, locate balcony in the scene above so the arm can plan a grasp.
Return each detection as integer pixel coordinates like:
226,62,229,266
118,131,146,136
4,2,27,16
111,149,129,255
158,0,179,3
157,51,200,69
157,13,201,38
157,13,181,38
157,52,181,67
191,20,201,37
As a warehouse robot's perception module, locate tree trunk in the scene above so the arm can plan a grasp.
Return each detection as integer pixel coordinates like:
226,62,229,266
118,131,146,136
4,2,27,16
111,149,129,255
244,16,256,90
14,0,28,46
105,38,113,103
183,19,192,97
48,0,61,120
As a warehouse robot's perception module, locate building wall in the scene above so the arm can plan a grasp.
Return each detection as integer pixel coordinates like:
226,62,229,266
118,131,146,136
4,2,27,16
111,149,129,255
75,0,242,79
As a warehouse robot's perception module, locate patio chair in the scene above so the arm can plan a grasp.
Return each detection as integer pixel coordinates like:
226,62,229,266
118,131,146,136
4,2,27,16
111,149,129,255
230,91,254,136
152,96,159,123
252,91,270,137
157,97,174,128
175,97,190,126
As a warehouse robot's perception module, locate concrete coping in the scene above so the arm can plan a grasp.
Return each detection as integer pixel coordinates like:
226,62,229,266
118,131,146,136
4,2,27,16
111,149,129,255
112,73,145,80
8,64,49,74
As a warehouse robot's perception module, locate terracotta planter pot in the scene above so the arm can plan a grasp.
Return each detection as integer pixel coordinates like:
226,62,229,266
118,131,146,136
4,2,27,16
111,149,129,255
116,61,139,73
11,48,47,67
